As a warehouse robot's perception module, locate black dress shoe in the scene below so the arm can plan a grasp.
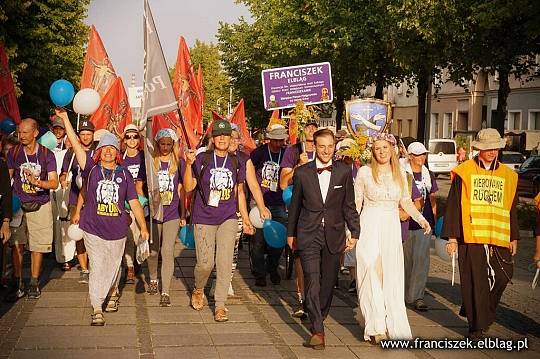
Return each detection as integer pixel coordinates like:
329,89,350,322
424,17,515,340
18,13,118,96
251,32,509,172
269,271,281,285
255,277,267,287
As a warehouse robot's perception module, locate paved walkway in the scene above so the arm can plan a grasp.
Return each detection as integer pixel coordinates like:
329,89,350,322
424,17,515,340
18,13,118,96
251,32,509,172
0,236,538,358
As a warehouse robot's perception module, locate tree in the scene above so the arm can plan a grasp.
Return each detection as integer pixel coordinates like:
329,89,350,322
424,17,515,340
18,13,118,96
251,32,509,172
448,0,540,135
219,0,407,130
189,40,231,124
0,0,89,122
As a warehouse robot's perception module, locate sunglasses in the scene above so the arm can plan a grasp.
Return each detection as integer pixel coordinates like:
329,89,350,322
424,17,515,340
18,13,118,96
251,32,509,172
126,134,139,140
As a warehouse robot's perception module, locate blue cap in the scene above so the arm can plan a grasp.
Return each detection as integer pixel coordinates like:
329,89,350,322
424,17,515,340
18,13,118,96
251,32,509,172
96,131,120,151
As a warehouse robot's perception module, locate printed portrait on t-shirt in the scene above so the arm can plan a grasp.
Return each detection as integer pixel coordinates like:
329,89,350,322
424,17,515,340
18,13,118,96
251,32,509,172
19,162,42,194
96,179,120,216
209,168,233,200
158,170,174,205
127,164,140,179
261,161,279,189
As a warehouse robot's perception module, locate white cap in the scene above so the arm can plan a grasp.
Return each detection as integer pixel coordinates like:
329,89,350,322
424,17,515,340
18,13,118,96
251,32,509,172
407,142,428,155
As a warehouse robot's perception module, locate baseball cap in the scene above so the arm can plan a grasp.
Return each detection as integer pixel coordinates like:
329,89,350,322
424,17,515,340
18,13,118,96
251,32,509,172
123,124,139,135
51,117,65,129
407,142,429,155
79,120,95,133
212,119,232,137
96,131,120,151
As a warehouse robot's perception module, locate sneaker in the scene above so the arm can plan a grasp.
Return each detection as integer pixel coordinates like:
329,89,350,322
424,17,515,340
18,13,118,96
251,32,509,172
255,277,267,287
4,280,24,302
292,299,307,319
147,280,159,295
269,271,281,285
414,299,428,312
27,283,41,300
78,271,89,284
125,267,135,285
191,288,205,311
91,309,105,326
340,266,350,275
347,280,356,293
214,307,229,322
159,293,171,307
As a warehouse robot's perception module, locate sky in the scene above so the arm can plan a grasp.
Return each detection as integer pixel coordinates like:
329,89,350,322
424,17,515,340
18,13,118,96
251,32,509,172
86,0,251,86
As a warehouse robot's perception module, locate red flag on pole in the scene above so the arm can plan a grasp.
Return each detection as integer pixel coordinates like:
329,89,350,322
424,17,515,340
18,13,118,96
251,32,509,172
172,37,203,136
0,44,21,123
90,77,132,136
151,111,198,150
80,25,117,98
229,99,256,153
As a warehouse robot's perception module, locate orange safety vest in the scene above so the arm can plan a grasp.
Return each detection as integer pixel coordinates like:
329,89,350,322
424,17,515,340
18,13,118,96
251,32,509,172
452,159,517,248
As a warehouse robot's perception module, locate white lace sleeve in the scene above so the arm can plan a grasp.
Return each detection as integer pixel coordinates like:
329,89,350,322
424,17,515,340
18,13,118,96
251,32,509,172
354,168,365,212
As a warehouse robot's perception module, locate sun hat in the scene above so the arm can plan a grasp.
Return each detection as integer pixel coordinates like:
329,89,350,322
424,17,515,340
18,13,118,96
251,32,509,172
471,128,506,150
96,131,120,151
123,124,139,135
407,142,429,155
266,125,288,140
212,119,232,137
155,128,177,142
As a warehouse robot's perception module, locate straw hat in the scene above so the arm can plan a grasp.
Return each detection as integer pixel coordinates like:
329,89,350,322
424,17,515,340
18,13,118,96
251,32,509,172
471,128,506,150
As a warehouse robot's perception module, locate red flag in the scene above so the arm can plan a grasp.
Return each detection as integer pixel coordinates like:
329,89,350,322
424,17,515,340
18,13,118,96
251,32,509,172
288,116,298,144
172,37,203,137
196,63,204,109
80,25,117,98
230,99,256,153
0,44,20,123
151,111,198,150
90,77,132,136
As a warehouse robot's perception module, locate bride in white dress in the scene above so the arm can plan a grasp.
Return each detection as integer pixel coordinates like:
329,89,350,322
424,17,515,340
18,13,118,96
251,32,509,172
354,134,430,344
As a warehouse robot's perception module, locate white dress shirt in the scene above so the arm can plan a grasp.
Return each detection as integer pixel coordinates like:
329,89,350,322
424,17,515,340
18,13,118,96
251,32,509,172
316,158,332,204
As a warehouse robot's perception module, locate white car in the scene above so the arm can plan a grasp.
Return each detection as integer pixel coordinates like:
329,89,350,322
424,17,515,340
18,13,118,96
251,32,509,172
500,151,526,171
428,139,458,175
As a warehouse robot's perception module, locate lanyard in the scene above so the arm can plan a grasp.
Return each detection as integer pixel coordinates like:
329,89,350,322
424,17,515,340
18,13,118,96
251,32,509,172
23,146,40,168
100,164,116,182
267,146,282,164
213,151,228,169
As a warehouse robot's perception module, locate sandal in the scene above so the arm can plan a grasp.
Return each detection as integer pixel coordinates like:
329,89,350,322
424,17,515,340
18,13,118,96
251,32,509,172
105,295,120,312
62,263,71,271
91,310,105,326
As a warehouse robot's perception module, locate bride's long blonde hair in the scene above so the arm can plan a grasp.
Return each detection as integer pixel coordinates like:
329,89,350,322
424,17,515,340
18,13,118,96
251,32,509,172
370,138,405,194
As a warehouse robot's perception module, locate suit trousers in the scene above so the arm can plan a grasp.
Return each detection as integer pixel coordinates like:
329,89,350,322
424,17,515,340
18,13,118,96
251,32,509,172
298,224,341,334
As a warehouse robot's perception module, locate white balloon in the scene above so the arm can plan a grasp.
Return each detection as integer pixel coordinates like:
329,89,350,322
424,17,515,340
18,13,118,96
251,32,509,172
67,224,84,242
73,88,100,115
435,237,455,262
249,207,270,229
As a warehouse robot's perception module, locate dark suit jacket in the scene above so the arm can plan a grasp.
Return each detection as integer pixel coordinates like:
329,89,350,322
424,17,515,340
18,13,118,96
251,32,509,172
287,160,360,254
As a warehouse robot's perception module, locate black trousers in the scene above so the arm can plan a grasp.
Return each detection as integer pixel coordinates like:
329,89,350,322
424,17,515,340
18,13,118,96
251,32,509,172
298,225,341,334
458,243,513,332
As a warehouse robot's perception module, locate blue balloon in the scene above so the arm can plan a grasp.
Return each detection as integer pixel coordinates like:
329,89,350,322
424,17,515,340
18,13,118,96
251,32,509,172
434,216,444,238
282,185,293,206
179,224,195,249
12,195,21,213
49,79,75,107
0,117,16,134
263,220,287,248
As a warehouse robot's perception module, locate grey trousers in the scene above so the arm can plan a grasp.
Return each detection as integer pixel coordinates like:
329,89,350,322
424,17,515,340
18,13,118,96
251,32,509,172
403,229,431,304
147,220,180,294
194,219,238,308
83,231,125,311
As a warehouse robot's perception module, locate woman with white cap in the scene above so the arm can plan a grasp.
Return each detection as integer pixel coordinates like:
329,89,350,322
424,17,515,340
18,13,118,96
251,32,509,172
146,128,186,307
121,124,146,284
56,110,149,325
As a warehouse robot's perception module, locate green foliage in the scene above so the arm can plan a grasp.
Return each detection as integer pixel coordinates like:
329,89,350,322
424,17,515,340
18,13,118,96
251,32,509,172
0,0,89,123
189,40,231,124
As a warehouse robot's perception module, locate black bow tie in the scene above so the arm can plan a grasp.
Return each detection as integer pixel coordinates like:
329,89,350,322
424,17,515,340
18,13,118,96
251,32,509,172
317,165,332,174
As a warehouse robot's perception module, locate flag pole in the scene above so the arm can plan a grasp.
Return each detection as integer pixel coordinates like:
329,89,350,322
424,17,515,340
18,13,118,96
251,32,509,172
175,109,192,150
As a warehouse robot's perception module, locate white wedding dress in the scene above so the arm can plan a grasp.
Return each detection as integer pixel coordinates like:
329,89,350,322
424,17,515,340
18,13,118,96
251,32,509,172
354,166,420,340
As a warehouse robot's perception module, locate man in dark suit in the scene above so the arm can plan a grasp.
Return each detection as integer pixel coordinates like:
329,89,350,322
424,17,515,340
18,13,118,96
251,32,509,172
287,128,360,350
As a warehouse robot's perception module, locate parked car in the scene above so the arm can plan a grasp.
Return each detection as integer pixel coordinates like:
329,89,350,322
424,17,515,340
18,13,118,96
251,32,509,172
517,155,540,197
428,139,458,175
500,151,526,171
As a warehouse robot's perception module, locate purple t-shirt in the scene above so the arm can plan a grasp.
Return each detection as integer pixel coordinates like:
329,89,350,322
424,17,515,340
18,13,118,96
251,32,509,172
79,164,137,240
401,177,422,242
280,144,315,169
62,149,95,206
7,145,57,205
409,170,439,230
250,144,285,206
123,151,146,182
190,151,246,225
156,159,181,223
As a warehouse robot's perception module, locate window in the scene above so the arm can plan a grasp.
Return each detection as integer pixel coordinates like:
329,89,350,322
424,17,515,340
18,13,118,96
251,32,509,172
397,120,402,136
429,141,456,154
529,111,540,130
408,119,413,136
521,156,540,170
430,113,439,139
443,113,452,138
506,111,521,131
